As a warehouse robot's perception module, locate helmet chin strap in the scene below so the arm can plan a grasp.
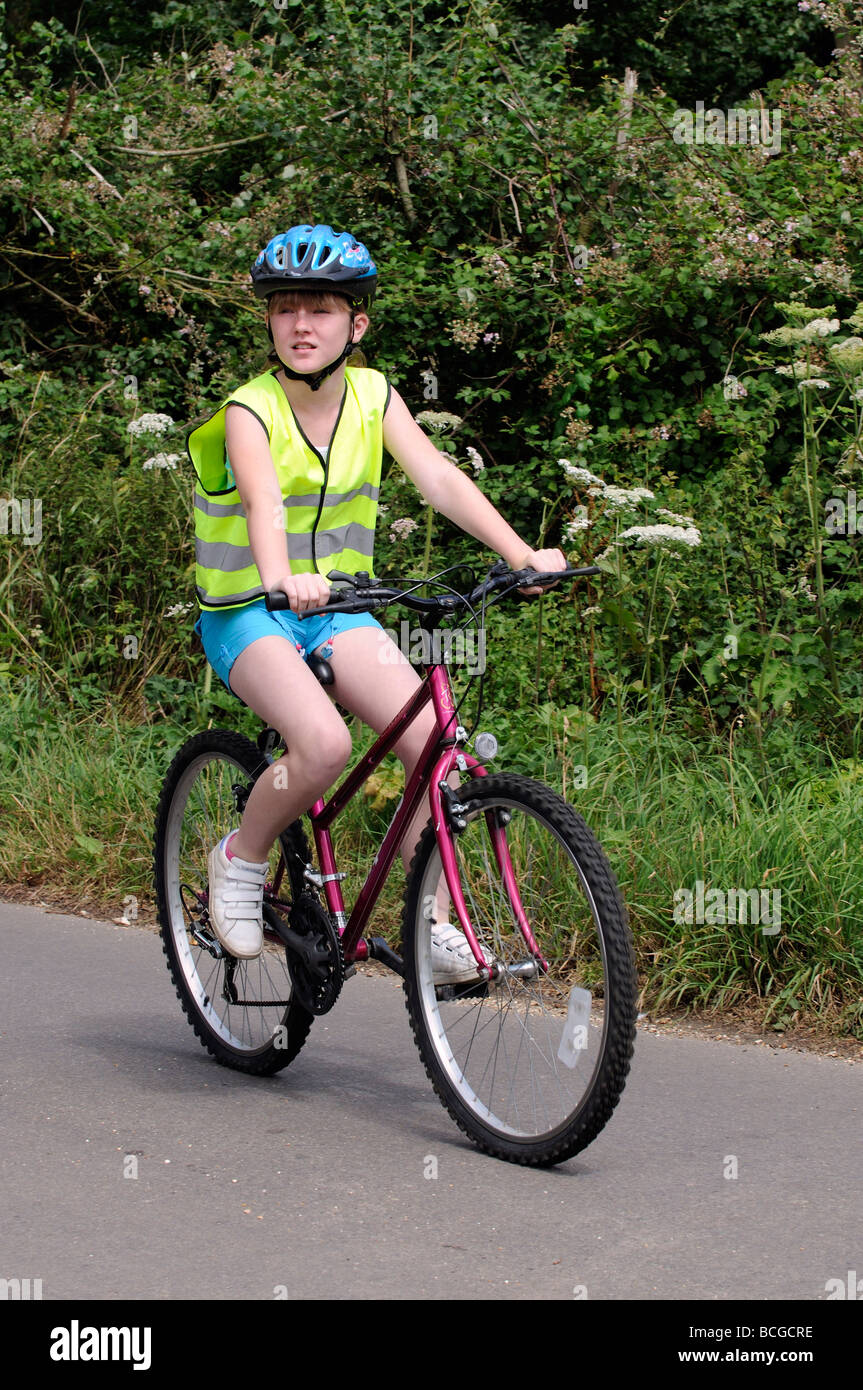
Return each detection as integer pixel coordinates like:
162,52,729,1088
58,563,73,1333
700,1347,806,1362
267,318,356,392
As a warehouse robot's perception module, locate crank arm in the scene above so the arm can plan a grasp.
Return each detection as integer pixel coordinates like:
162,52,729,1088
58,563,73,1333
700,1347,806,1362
271,921,331,970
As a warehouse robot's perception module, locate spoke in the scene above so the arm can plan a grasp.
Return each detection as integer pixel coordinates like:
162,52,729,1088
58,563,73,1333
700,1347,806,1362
163,747,305,1057
491,988,524,1130
456,988,486,1075
418,788,616,1143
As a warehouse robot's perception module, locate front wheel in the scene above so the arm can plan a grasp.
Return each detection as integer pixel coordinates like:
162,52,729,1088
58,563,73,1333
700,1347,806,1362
403,773,637,1166
154,729,315,1075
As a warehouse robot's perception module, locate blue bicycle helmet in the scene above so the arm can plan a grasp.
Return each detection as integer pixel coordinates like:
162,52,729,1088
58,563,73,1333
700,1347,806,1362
251,225,377,306
252,225,377,390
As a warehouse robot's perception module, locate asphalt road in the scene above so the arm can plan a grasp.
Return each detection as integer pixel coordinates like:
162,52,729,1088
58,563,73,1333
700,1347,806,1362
1,900,860,1301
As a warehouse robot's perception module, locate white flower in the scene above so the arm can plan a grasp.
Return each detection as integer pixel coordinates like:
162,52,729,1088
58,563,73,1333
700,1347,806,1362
142,452,182,470
564,508,590,541
389,517,419,542
774,362,810,378
808,317,841,337
617,523,701,549
465,446,485,474
164,602,193,617
829,336,863,371
762,318,839,346
129,413,174,437
560,459,605,487
415,410,463,432
594,485,655,511
656,507,697,527
796,378,831,392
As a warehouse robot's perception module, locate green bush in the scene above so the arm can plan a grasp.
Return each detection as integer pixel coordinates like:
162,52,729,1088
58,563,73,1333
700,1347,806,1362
0,1,861,741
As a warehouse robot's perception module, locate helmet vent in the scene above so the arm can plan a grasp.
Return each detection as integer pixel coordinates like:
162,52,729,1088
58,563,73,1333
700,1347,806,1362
251,225,377,305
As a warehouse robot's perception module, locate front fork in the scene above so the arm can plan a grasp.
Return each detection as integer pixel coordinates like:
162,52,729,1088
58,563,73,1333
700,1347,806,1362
429,745,548,978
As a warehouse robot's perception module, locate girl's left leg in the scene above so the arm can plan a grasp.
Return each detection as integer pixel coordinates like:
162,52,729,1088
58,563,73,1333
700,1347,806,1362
321,624,496,981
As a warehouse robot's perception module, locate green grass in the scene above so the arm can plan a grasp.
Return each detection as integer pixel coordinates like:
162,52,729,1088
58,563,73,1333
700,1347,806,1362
3,679,862,1038
527,710,863,1035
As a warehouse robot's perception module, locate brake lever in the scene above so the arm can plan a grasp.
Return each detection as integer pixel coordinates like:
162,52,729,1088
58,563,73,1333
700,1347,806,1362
326,568,375,588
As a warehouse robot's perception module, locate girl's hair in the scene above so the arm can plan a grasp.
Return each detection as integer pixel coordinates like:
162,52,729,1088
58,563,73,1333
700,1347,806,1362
267,288,354,313
263,288,368,368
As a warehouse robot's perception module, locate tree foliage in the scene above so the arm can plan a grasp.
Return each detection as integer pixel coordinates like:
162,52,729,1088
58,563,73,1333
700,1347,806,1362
0,0,861,737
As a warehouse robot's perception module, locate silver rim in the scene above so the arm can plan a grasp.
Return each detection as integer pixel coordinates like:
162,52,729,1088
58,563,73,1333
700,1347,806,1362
163,751,297,1054
415,797,610,1142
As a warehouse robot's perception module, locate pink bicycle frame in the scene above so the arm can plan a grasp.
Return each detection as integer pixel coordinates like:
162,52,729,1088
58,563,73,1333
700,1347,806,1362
296,659,540,976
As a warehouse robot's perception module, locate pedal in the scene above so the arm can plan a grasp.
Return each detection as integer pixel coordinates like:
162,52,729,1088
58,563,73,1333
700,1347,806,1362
190,923,224,958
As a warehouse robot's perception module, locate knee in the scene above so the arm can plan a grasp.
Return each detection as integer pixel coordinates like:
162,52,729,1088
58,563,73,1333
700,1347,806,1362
326,722,354,775
288,716,353,784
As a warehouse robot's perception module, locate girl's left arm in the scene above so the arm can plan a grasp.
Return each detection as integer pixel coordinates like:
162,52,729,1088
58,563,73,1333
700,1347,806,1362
382,387,566,591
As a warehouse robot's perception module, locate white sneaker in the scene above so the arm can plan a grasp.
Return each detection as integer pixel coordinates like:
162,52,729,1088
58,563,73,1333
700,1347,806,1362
431,921,494,984
206,832,268,958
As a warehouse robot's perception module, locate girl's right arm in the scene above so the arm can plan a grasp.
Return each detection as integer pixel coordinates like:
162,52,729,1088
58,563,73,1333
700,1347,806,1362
225,404,330,612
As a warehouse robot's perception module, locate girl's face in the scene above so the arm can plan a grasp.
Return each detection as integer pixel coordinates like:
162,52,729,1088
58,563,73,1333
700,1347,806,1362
266,291,369,376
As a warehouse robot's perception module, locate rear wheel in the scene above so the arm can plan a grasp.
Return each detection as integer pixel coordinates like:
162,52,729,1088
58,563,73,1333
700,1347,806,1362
154,729,314,1074
403,773,637,1165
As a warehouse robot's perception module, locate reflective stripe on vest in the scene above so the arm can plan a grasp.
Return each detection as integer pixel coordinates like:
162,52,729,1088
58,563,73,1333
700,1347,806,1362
187,366,389,610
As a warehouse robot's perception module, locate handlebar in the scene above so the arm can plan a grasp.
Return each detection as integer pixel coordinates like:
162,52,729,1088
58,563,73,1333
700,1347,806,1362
263,563,601,620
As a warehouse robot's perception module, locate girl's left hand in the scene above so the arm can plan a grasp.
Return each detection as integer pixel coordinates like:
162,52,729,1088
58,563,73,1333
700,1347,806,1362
512,547,568,595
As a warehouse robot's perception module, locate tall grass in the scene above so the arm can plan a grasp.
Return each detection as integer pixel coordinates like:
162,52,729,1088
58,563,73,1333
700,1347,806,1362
529,707,863,1034
3,680,861,1037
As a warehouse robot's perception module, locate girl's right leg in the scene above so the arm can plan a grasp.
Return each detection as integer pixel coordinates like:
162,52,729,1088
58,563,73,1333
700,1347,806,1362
225,633,354,861
202,632,353,958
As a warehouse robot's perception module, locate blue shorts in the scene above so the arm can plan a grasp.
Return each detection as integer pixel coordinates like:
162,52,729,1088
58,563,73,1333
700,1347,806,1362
194,598,383,695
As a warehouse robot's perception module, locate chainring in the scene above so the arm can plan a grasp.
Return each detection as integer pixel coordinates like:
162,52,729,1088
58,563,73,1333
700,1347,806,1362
286,892,344,1016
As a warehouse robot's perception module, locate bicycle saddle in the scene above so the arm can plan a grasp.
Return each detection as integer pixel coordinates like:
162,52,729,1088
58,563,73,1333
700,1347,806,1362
307,656,335,686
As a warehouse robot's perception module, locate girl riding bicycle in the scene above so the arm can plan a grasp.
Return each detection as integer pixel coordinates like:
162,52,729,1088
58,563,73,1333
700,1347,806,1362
187,223,565,981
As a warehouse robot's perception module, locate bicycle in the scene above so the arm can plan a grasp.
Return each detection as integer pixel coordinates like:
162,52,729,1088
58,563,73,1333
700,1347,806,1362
153,562,637,1166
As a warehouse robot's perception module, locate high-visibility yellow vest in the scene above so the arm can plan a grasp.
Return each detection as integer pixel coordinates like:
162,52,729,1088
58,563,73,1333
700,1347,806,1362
187,366,390,610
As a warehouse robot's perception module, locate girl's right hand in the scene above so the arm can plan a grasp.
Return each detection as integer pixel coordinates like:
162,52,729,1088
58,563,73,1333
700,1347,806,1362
273,572,332,615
